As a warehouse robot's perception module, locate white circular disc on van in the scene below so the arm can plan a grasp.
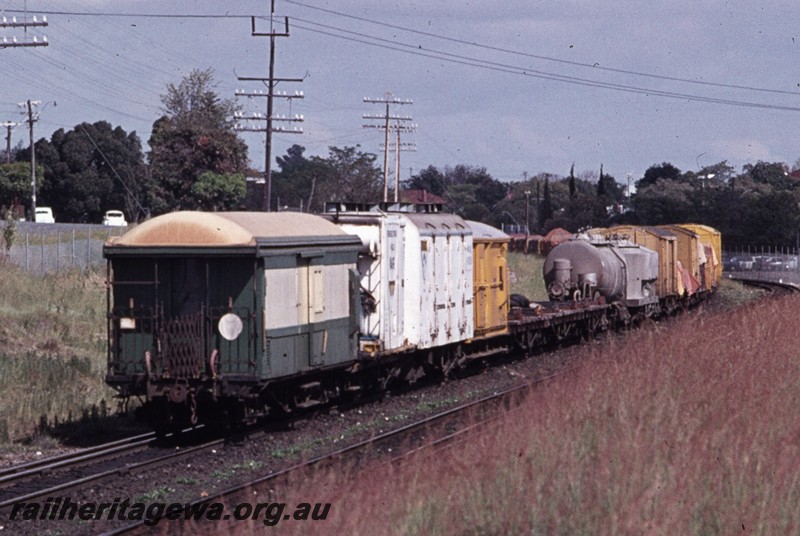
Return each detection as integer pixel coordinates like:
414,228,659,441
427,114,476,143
218,313,243,341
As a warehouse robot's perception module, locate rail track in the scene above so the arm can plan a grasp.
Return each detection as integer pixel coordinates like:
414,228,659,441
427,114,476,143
103,366,573,535
0,427,223,511
4,278,787,533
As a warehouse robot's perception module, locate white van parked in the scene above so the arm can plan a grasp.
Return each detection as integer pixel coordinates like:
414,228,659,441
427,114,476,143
34,207,55,224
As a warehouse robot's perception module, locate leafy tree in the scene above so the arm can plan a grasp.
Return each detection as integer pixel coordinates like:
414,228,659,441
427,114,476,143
637,162,682,189
742,161,794,190
597,164,606,197
148,68,248,212
444,183,485,221
0,162,42,215
311,146,383,210
19,122,147,223
402,165,448,197
539,177,553,228
271,144,330,211
738,190,800,245
631,179,694,224
190,171,246,211
568,163,576,199
442,165,506,222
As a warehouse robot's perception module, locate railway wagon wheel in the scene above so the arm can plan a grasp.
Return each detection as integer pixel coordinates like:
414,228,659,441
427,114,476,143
150,399,193,438
552,321,573,342
514,329,542,353
582,314,606,340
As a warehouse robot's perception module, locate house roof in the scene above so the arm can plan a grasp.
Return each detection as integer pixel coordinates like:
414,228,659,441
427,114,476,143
399,189,446,204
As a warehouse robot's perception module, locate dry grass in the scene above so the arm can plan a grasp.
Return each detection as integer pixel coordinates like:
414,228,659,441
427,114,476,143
268,293,800,535
0,264,111,443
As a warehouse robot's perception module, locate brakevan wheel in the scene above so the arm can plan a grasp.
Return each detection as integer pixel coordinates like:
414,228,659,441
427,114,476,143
150,399,191,438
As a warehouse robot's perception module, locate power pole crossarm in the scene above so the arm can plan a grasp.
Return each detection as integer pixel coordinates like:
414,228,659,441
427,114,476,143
1,15,49,48
234,3,303,212
363,93,414,203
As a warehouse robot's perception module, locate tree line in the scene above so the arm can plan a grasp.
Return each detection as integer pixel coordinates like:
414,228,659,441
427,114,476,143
1,68,797,247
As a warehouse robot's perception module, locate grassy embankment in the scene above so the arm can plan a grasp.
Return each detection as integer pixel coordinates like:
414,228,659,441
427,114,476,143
268,258,788,535
0,264,112,445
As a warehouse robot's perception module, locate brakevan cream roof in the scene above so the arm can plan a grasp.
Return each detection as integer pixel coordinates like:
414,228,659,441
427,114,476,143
107,211,350,247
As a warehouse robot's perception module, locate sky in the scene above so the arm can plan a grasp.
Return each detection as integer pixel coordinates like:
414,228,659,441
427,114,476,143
2,0,799,187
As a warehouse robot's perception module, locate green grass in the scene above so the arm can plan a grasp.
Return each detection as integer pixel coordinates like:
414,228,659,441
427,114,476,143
507,251,547,301
0,264,112,443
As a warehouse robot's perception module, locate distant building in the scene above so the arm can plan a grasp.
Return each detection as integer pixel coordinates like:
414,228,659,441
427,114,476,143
399,189,446,205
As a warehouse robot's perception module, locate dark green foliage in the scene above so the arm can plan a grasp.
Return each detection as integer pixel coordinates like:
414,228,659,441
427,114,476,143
23,122,147,223
629,160,800,247
631,179,694,224
568,164,576,199
402,164,507,224
272,144,382,213
0,162,43,213
539,177,553,229
147,68,248,213
637,162,682,189
190,171,246,211
404,165,448,197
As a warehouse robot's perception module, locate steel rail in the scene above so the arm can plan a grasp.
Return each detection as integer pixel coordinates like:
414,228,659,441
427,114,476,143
102,366,574,535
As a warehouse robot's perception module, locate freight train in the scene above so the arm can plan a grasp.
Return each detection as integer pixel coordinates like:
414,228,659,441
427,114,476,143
103,204,720,432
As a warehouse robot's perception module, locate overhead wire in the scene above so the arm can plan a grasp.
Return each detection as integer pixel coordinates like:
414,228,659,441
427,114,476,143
288,19,800,113
7,6,798,114
283,0,800,97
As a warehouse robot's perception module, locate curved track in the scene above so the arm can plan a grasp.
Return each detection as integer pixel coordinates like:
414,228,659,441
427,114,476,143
103,366,574,535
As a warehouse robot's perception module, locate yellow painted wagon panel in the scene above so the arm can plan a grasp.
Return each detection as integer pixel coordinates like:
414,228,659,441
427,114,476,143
678,223,722,288
468,222,510,338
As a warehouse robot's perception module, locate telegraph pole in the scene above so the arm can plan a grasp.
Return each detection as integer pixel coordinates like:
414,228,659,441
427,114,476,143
1,14,48,48
363,93,413,202
381,131,417,203
2,121,18,164
233,3,303,212
17,100,40,217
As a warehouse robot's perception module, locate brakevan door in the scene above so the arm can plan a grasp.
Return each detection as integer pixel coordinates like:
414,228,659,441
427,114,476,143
307,263,325,366
383,220,405,349
264,265,310,378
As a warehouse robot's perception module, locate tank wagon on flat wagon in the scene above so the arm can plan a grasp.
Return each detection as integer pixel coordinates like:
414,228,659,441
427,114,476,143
104,206,719,432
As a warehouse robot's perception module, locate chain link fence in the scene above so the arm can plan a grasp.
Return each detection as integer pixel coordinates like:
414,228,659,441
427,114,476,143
1,222,127,274
723,247,800,286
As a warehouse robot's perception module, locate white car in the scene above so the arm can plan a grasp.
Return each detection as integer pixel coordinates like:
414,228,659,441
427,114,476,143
34,207,55,224
103,210,128,227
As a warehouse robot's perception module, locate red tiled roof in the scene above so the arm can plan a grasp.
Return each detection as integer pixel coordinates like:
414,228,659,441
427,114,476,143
399,189,446,204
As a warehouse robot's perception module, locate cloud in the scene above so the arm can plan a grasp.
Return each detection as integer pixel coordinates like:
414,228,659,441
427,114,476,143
711,138,773,165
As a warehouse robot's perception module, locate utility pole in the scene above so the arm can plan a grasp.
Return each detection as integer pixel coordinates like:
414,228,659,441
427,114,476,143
524,190,531,236
234,3,303,212
363,93,414,202
2,121,18,164
380,130,417,203
1,14,48,48
17,100,40,218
